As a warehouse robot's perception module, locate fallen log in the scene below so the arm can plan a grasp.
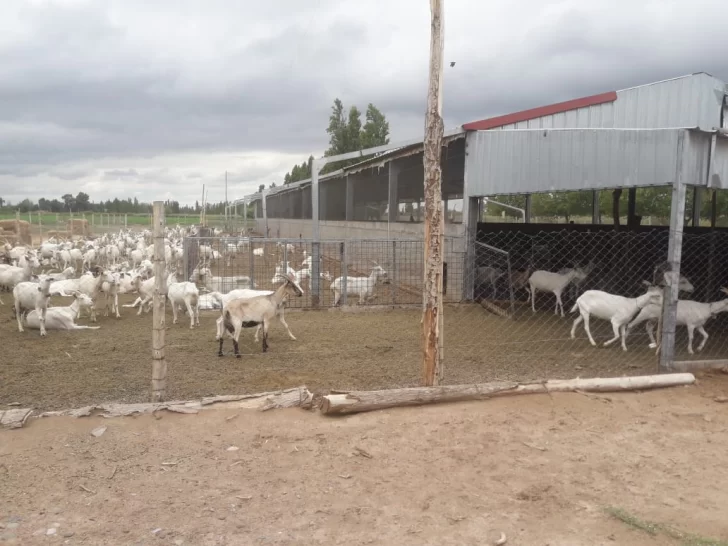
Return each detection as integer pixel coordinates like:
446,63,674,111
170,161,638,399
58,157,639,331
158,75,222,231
319,374,695,415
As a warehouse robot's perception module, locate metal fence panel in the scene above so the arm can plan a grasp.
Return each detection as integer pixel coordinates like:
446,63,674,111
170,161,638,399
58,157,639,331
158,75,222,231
446,228,728,382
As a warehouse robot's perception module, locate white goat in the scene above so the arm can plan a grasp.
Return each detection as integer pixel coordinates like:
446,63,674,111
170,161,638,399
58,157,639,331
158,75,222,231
211,287,299,342
331,263,389,306
13,276,56,336
529,265,590,317
217,274,304,357
626,287,728,354
569,282,663,351
75,267,117,322
0,254,40,304
23,292,100,331
167,272,200,329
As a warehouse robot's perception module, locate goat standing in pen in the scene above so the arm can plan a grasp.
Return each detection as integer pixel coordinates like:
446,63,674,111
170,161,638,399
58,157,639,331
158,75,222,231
218,273,304,358
626,287,728,354
569,282,663,351
529,263,592,317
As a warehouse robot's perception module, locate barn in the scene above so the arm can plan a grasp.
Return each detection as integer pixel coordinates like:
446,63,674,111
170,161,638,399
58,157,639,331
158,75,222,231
232,72,728,374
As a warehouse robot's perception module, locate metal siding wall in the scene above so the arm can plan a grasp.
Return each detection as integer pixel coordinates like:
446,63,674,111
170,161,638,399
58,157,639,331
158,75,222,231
466,129,684,196
495,74,724,131
680,131,711,186
713,137,728,189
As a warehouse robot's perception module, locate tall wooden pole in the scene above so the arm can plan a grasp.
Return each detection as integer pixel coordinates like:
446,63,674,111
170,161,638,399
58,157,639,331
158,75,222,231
422,0,445,386
151,201,168,402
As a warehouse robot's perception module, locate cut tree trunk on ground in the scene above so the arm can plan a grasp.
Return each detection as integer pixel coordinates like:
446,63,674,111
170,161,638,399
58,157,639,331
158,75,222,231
319,374,695,415
38,386,314,420
1,408,33,429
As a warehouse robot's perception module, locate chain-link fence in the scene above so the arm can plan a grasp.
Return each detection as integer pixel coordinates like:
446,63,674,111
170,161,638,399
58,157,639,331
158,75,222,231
446,227,728,383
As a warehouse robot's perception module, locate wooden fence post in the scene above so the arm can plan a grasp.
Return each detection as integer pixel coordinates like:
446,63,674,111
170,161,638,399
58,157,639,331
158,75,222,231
151,201,168,402
422,0,445,386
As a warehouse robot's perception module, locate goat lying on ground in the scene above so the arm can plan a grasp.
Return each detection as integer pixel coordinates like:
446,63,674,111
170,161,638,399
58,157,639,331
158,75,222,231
626,287,728,354
569,282,663,351
217,274,304,358
23,291,99,331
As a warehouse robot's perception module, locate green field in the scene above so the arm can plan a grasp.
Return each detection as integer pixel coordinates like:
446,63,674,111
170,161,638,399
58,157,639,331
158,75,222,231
0,212,234,227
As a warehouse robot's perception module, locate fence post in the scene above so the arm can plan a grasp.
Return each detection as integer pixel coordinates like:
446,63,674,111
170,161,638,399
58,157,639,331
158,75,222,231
151,201,167,402
124,213,128,229
248,242,255,288
392,241,398,304
506,252,515,317
311,241,321,308
422,0,445,386
283,241,288,276
658,163,687,371
340,242,348,306
15,211,20,244
38,211,42,244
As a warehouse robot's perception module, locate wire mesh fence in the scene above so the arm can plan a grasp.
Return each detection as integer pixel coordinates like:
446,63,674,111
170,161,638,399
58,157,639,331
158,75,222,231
445,228,728,383
182,237,433,308
4,224,726,413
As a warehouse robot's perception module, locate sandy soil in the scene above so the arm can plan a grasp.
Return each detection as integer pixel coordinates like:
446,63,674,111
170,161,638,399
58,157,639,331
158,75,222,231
1,371,728,545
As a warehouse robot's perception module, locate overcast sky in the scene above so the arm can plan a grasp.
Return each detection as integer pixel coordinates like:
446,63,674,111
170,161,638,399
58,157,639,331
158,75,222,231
1,0,727,206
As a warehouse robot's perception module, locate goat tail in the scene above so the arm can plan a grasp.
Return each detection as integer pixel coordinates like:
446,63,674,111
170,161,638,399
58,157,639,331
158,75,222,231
569,302,578,314
223,309,235,334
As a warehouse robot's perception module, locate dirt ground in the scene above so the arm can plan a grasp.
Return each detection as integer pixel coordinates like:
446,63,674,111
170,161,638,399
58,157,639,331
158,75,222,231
2,372,728,545
2,289,727,411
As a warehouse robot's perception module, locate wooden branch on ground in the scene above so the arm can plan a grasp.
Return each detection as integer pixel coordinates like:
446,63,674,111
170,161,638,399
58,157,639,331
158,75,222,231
319,374,696,415
1,408,33,429
39,386,314,420
480,299,513,319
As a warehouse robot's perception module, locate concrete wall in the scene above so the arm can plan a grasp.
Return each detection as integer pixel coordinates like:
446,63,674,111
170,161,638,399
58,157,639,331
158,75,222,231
256,218,464,243
254,218,467,300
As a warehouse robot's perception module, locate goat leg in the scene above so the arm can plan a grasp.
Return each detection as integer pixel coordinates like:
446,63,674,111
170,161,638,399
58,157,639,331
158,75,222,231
233,339,241,358
217,338,225,357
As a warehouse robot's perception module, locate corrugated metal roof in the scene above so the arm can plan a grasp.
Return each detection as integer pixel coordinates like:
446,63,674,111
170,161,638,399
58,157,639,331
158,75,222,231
342,130,466,175
464,128,697,196
464,72,726,132
462,92,618,131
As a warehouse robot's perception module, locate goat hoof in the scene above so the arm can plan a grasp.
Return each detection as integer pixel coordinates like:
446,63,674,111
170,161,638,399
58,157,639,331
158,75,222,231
235,354,241,359
217,352,224,357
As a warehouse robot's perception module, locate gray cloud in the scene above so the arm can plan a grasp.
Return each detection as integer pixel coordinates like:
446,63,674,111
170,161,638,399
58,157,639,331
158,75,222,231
1,0,728,206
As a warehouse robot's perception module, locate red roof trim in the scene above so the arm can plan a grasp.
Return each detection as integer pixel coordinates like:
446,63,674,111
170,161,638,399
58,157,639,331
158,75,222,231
462,91,618,131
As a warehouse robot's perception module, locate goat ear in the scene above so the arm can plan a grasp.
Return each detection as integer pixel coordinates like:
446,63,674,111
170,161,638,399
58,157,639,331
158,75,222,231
720,287,728,295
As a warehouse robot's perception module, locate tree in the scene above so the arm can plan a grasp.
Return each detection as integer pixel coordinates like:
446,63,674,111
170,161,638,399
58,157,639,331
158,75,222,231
280,100,391,182
258,184,265,193
360,104,390,149
61,193,75,212
0,197,4,208
75,192,90,211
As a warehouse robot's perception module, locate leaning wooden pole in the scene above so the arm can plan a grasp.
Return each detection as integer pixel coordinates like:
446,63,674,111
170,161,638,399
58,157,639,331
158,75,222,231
151,201,168,402
422,0,445,386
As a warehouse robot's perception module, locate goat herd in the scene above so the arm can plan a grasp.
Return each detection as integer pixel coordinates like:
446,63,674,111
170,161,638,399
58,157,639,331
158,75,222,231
0,226,393,359
478,260,728,355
